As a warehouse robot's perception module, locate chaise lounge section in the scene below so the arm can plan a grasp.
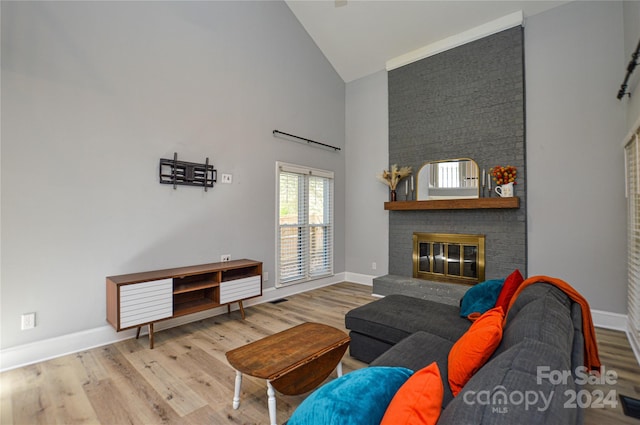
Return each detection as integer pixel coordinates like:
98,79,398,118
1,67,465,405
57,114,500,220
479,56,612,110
345,294,471,363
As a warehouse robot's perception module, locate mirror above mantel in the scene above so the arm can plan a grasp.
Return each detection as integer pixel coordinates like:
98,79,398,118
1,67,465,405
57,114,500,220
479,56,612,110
417,158,480,201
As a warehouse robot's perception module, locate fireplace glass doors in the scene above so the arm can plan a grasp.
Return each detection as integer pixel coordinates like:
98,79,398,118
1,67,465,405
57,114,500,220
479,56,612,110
413,233,485,284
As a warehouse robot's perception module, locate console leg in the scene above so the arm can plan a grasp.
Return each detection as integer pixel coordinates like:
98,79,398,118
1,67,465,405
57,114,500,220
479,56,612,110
233,370,242,409
136,327,141,340
238,300,246,319
149,323,154,349
267,380,277,425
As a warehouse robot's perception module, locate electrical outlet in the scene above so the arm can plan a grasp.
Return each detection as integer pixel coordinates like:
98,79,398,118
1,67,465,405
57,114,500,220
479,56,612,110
221,254,231,262
263,272,269,282
221,174,233,184
21,312,36,330
372,262,377,270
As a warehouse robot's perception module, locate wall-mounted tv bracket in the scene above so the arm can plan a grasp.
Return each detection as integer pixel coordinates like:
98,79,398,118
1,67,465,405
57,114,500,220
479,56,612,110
159,152,217,191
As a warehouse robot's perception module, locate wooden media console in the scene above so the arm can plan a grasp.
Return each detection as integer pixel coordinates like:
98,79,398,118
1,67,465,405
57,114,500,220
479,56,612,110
106,259,262,348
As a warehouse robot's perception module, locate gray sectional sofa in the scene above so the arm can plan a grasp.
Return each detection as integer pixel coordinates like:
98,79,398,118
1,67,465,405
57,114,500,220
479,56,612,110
345,282,586,424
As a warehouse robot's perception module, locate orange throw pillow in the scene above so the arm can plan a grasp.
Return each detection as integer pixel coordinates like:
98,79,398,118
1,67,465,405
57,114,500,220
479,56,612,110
494,269,524,313
381,362,443,425
448,306,504,396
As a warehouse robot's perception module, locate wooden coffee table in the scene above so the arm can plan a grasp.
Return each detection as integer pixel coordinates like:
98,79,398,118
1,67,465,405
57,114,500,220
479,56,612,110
225,322,350,425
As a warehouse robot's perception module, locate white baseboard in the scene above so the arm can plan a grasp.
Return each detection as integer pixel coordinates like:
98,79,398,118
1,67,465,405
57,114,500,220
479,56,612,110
590,309,640,366
343,272,375,286
0,273,348,372
0,325,126,373
591,309,628,332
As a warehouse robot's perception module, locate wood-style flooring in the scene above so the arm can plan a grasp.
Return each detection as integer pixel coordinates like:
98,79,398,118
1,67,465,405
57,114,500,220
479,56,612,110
1,282,639,424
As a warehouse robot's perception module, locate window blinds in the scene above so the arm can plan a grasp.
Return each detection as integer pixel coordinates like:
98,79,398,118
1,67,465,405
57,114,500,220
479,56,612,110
625,130,640,355
277,162,334,286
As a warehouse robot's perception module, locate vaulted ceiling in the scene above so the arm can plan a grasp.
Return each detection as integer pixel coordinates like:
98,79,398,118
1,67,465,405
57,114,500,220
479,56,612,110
285,0,569,82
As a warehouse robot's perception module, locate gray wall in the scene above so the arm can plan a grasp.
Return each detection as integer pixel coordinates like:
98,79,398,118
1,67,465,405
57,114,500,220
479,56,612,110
525,1,627,314
387,27,526,280
345,70,390,277
1,1,346,349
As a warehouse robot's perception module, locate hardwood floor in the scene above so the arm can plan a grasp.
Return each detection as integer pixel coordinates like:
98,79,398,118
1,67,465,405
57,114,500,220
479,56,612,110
1,282,639,425
584,327,640,425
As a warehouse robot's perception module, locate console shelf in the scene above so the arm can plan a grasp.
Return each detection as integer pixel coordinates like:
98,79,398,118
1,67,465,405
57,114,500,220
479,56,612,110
173,279,220,295
384,197,519,211
173,299,219,318
106,259,262,348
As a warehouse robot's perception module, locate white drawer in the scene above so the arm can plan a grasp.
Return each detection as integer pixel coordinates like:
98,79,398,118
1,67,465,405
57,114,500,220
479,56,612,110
120,279,172,328
219,275,261,304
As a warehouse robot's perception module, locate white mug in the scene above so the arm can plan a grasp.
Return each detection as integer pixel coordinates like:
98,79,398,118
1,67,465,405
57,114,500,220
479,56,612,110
495,182,514,197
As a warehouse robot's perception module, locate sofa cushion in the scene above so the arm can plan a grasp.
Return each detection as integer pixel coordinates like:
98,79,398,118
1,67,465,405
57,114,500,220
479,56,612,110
438,337,576,425
288,366,413,425
380,362,443,425
493,284,574,360
448,307,504,396
371,331,456,407
494,269,524,312
503,283,571,324
345,294,471,346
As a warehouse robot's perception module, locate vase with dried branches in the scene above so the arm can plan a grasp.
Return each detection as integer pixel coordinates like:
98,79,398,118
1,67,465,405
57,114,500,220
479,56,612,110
378,164,412,201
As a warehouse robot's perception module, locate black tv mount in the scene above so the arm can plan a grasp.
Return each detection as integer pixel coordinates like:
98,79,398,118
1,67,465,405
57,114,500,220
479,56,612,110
159,152,217,191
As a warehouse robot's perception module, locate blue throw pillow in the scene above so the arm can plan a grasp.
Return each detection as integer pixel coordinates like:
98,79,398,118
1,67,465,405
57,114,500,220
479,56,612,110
460,278,505,317
288,366,413,425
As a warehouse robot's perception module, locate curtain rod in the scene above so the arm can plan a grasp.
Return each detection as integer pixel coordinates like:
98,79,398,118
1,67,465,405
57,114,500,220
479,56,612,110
617,38,640,100
272,130,341,151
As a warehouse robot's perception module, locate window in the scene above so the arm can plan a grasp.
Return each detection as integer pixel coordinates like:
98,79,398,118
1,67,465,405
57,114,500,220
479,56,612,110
276,162,334,286
437,161,460,188
432,161,478,189
625,129,640,357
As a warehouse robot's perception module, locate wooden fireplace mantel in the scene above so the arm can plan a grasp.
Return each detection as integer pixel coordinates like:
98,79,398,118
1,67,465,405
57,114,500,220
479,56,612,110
384,197,520,211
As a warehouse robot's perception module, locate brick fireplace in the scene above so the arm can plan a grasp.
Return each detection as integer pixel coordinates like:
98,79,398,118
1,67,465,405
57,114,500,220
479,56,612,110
374,26,526,299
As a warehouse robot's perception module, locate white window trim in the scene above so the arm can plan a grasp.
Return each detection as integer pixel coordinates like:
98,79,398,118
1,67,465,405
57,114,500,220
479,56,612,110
275,161,334,287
